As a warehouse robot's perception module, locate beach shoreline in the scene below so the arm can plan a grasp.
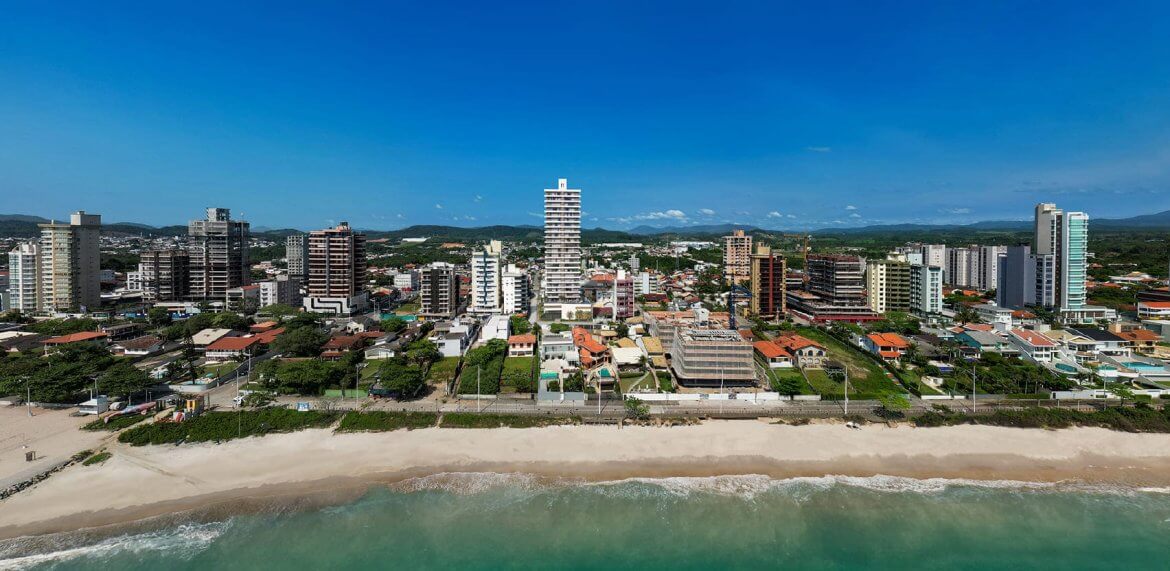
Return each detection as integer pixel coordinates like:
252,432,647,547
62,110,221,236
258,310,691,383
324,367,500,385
2,420,1170,541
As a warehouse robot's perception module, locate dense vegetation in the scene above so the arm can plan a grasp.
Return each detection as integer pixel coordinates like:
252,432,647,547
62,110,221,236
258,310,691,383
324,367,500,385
118,408,341,446
914,405,1170,433
440,413,580,428
336,411,437,432
457,339,507,394
82,414,149,431
0,344,152,403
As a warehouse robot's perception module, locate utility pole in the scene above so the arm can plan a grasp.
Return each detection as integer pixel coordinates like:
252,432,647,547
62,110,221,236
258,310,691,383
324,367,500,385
971,361,977,413
843,367,849,416
25,378,32,417
477,365,481,413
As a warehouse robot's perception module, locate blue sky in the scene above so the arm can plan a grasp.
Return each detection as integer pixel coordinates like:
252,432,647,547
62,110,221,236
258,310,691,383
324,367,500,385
4,2,1170,230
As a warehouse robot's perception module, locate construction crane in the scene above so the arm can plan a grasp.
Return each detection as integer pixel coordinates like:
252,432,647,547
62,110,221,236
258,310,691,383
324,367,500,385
727,284,752,330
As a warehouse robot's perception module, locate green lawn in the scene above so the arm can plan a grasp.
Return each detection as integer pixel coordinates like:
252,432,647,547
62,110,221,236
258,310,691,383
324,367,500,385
202,361,241,379
425,357,460,386
619,371,656,393
501,356,537,392
395,302,420,313
655,370,675,393
764,367,817,395
795,327,903,398
900,368,943,396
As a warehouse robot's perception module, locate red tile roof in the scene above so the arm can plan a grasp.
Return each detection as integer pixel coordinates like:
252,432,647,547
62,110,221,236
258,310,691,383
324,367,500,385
44,331,108,345
1011,329,1055,347
253,327,285,345
753,341,791,359
1140,301,1170,309
206,336,260,351
867,332,909,349
1118,329,1160,342
508,334,536,345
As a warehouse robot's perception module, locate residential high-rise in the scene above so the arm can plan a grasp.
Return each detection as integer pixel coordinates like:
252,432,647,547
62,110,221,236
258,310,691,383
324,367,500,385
909,264,943,316
7,242,40,314
420,262,460,318
285,234,309,279
543,178,582,309
749,245,786,319
39,211,101,313
303,222,367,315
613,270,635,320
945,247,971,288
188,208,250,301
787,254,878,322
722,229,752,283
1033,203,1087,311
996,245,1036,309
470,240,503,314
866,259,910,314
670,329,755,387
138,250,190,302
259,275,302,308
501,264,530,315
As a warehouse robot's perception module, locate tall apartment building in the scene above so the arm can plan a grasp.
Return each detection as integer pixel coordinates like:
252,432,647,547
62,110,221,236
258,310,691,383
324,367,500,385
922,244,946,270
285,234,309,279
996,245,1036,309
787,254,878,322
39,211,101,313
866,259,910,314
944,247,971,288
419,262,460,318
303,222,367,315
543,178,582,308
945,245,1005,290
393,270,420,292
470,240,503,314
613,270,635,320
909,264,943,317
501,264,530,315
138,250,190,302
259,275,302,308
188,208,250,301
634,271,656,296
1034,203,1088,311
7,242,40,314
749,245,786,319
722,229,752,283
670,329,755,387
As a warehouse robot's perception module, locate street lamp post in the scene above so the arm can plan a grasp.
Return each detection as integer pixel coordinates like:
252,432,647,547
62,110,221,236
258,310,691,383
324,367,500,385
476,365,481,413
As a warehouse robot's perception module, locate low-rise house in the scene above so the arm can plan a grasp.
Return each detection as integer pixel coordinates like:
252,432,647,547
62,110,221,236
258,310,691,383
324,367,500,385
863,332,910,362
1116,329,1160,353
99,322,143,341
955,329,1016,355
479,315,510,344
1008,329,1056,362
1138,301,1170,319
321,335,365,361
252,327,285,349
429,319,477,358
111,335,164,357
205,336,260,361
250,321,280,333
364,345,397,360
573,327,611,369
44,331,108,352
973,304,1014,330
191,328,236,349
0,331,48,354
640,336,668,369
508,334,536,357
611,347,643,368
753,340,793,368
770,332,828,368
540,334,579,365
1067,328,1132,359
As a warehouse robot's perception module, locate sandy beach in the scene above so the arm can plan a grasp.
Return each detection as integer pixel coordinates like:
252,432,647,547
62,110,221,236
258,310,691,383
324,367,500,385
2,420,1170,539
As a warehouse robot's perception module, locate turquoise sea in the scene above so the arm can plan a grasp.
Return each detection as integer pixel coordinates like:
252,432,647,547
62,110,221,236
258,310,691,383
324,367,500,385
2,473,1169,570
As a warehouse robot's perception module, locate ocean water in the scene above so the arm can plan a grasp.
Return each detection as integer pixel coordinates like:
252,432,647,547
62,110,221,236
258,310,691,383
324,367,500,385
3,473,1170,570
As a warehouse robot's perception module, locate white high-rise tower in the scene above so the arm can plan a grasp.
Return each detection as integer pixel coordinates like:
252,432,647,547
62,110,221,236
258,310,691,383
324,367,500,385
542,178,582,309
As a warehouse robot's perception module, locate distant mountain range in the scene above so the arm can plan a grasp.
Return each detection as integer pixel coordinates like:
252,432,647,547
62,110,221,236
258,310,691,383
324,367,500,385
0,209,1168,241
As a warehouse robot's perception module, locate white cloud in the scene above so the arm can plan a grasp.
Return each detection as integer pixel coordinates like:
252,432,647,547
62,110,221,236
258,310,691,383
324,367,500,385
805,146,832,153
474,195,483,202
698,208,716,216
941,207,972,215
766,211,782,218
849,213,862,219
628,209,688,221
845,205,857,211
527,211,543,218
786,214,797,219
434,203,443,209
